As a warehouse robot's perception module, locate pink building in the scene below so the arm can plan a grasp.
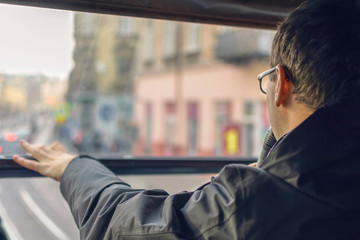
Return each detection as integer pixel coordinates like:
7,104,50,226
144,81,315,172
134,60,270,157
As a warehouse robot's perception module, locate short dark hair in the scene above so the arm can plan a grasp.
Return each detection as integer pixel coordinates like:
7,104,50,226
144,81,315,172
271,0,360,110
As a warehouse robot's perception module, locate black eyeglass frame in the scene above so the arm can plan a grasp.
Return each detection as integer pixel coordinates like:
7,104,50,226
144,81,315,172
257,67,276,94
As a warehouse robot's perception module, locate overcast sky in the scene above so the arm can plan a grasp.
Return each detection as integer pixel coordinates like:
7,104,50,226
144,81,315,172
0,4,74,80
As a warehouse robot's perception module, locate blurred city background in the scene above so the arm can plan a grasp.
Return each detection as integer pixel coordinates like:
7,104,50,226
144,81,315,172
0,11,274,158
0,5,275,240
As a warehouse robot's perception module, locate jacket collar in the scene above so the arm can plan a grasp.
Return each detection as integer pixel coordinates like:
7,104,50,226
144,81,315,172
260,98,360,211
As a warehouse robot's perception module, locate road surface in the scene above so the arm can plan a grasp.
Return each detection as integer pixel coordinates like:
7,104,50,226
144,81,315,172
0,174,212,239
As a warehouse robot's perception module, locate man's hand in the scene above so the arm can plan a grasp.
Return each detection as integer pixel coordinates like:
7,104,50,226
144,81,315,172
13,140,78,181
248,163,257,168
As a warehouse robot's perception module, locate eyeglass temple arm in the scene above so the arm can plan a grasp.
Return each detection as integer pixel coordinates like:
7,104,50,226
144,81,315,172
257,67,276,80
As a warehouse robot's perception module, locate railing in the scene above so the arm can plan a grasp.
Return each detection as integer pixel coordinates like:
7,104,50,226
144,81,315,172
0,155,257,178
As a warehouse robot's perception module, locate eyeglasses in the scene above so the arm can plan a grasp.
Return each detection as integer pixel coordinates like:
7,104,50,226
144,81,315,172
257,67,276,94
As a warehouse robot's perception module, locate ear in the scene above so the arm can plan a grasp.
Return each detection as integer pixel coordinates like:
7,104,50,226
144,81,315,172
274,64,292,107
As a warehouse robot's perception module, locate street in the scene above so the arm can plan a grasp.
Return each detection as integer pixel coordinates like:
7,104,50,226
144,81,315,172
0,115,213,239
0,178,79,240
0,173,212,239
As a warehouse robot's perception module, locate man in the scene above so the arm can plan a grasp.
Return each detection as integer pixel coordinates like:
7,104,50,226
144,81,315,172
13,0,360,239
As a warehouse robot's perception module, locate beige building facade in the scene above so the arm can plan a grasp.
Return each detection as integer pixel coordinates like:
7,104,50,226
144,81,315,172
133,22,272,157
134,60,270,157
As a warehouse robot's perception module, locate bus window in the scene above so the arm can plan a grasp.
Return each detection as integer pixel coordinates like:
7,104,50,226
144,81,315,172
0,3,275,239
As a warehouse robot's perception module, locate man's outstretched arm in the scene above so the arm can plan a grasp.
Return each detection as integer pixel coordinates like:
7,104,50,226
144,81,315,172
11,140,265,239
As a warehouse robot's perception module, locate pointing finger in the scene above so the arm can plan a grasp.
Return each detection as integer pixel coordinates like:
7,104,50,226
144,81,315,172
19,140,48,160
19,140,35,154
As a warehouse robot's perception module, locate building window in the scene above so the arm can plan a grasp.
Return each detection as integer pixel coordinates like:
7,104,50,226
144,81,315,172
243,123,254,156
219,26,234,33
214,101,231,155
81,13,95,37
244,101,254,115
257,30,274,56
241,101,270,157
165,102,176,155
186,23,201,54
143,20,154,62
144,102,152,154
118,17,136,36
163,22,176,58
187,102,198,155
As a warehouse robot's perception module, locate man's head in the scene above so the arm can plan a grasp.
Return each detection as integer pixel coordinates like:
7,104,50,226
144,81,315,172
267,0,360,139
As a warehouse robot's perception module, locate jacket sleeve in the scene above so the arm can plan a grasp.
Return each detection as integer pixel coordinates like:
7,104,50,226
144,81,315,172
60,156,260,240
